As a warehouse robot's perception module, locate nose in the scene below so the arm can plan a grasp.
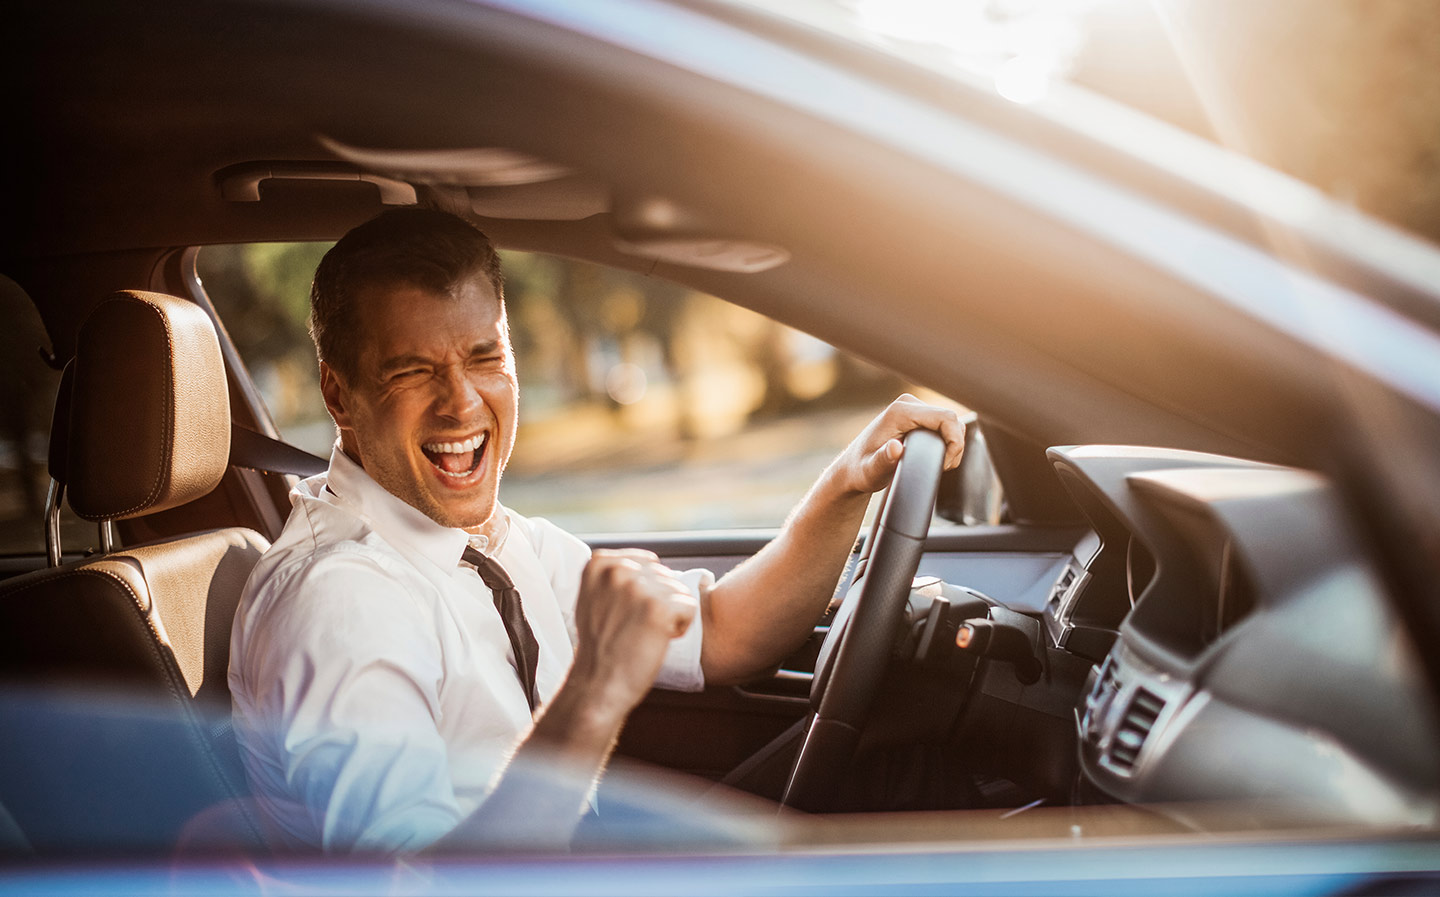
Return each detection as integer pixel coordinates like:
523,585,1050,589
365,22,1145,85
433,365,483,421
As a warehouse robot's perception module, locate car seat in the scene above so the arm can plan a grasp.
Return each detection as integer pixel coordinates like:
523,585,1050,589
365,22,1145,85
0,291,271,855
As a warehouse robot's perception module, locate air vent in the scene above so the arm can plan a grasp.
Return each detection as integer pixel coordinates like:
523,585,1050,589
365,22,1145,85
1108,687,1164,773
1081,658,1121,743
1048,564,1078,612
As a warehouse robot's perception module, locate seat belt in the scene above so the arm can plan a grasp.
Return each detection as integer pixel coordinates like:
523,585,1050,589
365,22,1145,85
229,424,328,478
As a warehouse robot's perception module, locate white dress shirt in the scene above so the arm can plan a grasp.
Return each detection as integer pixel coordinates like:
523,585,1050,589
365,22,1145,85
228,447,707,853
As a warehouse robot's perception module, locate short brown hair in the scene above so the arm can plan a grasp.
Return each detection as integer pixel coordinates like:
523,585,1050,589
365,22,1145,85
309,208,505,380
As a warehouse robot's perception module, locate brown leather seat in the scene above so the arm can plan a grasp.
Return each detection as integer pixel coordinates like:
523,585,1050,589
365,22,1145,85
0,291,271,854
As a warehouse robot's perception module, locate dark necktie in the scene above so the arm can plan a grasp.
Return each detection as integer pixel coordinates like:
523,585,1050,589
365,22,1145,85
462,546,540,713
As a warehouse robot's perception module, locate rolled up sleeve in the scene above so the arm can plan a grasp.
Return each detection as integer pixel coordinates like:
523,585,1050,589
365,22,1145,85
654,567,710,692
522,515,707,693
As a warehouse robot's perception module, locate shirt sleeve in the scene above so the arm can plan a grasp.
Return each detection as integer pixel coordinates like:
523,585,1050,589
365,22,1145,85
657,566,709,692
518,514,707,693
232,548,464,854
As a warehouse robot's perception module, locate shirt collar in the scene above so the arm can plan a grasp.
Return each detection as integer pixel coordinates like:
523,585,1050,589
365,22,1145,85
319,444,473,573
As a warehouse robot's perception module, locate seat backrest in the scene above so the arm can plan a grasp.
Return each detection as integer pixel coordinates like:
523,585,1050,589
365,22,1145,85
0,291,271,855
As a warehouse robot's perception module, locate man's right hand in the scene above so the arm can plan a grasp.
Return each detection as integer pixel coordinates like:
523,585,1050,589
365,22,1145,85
440,549,697,851
568,549,698,718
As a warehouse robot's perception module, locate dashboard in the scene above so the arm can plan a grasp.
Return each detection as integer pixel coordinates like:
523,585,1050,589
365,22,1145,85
1042,446,1440,828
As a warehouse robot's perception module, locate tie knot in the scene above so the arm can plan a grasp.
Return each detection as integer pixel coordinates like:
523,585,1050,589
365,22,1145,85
462,545,514,592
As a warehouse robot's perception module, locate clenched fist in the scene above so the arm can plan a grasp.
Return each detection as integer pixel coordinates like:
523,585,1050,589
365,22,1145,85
568,549,698,717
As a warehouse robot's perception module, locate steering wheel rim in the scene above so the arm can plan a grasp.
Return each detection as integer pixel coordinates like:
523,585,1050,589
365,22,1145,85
780,428,946,812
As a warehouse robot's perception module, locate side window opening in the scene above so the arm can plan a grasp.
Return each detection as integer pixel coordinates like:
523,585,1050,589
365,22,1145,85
198,244,966,534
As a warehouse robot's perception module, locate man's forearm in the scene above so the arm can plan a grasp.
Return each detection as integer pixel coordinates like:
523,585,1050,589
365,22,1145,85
701,465,870,685
699,398,965,686
430,675,629,853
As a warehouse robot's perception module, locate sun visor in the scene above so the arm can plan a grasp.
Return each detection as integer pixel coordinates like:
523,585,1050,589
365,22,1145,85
610,194,789,273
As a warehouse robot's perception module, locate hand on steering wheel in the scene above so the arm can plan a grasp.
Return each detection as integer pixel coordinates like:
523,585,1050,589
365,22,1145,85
781,428,946,811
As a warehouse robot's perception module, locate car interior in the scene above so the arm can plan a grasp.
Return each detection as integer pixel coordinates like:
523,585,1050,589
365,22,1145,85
5,0,1440,861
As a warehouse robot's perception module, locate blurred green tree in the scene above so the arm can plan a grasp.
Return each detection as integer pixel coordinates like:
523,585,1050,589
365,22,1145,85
199,242,332,366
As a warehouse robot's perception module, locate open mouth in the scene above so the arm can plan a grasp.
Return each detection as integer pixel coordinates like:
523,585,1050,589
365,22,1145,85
420,432,488,481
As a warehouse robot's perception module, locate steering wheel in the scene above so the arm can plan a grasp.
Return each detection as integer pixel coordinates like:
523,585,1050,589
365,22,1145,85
781,428,945,811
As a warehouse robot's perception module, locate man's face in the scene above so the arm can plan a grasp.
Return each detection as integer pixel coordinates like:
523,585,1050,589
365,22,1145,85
321,274,518,532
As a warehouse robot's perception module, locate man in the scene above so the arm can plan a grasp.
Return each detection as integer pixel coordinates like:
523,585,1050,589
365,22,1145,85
228,208,965,854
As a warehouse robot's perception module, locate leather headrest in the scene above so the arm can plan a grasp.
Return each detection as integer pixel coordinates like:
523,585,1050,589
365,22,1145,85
67,292,231,521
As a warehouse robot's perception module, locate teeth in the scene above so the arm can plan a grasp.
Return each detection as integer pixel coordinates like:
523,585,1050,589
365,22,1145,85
423,433,486,454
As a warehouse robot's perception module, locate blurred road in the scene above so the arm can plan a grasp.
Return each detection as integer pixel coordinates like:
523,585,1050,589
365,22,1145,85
501,406,879,534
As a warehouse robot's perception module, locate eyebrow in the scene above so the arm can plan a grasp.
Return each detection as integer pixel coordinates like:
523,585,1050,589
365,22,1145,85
376,341,503,378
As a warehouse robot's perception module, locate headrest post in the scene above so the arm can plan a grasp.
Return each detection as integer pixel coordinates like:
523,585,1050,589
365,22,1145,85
98,520,115,554
44,479,63,568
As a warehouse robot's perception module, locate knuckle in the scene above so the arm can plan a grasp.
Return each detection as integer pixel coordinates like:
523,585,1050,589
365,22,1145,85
672,594,698,621
591,556,643,589
611,567,641,592
585,552,620,575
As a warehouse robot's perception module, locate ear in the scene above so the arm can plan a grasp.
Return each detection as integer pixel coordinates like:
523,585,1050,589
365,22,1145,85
319,361,353,431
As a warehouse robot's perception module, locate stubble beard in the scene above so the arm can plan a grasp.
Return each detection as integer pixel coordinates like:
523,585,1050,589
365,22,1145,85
369,461,497,531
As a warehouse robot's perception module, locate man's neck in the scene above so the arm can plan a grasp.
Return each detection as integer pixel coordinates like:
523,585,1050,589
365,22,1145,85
465,510,510,553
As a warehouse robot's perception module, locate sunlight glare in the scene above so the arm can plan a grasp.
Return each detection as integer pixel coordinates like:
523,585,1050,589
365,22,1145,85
845,0,1117,103
994,54,1052,103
